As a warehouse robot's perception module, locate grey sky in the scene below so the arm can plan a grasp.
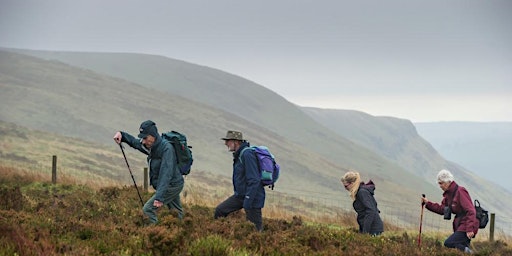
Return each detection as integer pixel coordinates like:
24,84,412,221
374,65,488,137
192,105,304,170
1,0,511,121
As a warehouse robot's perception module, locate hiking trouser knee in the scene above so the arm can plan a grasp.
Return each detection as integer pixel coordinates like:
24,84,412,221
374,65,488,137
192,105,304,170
143,197,159,224
166,196,184,220
143,182,184,223
214,195,243,219
444,231,470,251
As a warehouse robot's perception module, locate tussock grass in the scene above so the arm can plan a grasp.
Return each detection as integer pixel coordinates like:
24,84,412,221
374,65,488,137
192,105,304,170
1,165,511,255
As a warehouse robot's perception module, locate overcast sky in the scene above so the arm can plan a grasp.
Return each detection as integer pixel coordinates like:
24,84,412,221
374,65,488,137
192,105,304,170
1,0,511,122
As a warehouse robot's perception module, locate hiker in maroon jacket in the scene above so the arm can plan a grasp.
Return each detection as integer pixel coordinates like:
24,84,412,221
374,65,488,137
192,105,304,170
421,169,479,254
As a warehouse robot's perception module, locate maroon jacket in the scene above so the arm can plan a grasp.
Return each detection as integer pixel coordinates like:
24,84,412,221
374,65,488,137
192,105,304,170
426,181,479,234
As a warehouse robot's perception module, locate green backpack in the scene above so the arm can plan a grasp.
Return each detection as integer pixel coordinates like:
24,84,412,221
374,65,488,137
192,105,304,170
162,131,193,175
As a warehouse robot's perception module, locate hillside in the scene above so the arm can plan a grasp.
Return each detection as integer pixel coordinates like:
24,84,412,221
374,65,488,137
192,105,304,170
302,108,444,179
2,49,511,232
300,107,512,222
1,166,510,256
0,51,342,192
0,48,430,185
415,122,512,193
0,49,436,212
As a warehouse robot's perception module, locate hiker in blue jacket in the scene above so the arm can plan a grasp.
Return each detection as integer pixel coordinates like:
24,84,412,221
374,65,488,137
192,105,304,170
214,130,265,231
113,120,184,224
341,170,384,235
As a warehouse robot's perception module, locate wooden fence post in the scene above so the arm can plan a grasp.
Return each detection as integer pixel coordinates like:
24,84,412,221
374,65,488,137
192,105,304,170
52,155,57,184
489,213,495,242
144,167,148,192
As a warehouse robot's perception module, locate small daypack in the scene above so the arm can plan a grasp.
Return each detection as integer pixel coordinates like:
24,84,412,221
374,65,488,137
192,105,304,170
162,131,193,175
474,200,489,229
451,186,489,229
240,146,280,190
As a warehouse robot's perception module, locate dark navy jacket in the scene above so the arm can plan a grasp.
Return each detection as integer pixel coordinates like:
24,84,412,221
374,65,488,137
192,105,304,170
121,132,183,202
353,181,384,234
234,142,265,209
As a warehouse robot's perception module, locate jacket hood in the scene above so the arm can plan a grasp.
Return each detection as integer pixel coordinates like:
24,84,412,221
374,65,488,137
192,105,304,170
360,180,376,195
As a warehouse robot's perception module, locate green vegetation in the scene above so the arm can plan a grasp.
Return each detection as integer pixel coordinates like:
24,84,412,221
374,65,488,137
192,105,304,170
1,49,511,255
1,165,510,256
0,49,444,214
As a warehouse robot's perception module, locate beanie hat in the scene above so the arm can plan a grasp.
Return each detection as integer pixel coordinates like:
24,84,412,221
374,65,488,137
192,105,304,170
138,120,158,138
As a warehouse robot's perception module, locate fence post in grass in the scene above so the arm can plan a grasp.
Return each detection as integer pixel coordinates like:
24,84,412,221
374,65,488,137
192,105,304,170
144,167,148,192
52,155,57,184
489,213,495,242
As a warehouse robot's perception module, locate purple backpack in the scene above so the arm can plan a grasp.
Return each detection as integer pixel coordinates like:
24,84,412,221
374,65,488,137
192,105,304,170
240,146,280,190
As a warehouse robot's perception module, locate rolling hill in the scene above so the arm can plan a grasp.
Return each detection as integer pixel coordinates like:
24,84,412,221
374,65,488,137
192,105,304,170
1,48,510,228
301,107,512,220
415,121,512,193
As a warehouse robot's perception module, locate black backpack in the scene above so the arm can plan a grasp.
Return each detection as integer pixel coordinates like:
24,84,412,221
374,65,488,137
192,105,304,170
162,131,193,175
474,199,489,229
451,186,489,229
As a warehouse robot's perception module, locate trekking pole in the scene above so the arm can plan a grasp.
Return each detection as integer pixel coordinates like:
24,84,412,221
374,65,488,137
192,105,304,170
418,194,426,249
119,144,144,207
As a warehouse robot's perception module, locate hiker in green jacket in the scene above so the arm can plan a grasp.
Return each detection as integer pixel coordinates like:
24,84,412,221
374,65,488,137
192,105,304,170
113,120,184,224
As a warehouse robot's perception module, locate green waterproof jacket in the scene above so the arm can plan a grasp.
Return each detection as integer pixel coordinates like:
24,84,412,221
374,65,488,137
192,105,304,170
121,132,183,201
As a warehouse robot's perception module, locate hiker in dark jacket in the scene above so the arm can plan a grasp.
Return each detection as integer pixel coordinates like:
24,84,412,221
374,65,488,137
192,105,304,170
341,170,384,235
421,169,478,254
214,130,265,231
113,120,184,224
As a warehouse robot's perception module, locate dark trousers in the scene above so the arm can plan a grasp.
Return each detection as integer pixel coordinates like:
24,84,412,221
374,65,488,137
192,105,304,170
444,231,471,251
214,195,263,231
143,182,184,223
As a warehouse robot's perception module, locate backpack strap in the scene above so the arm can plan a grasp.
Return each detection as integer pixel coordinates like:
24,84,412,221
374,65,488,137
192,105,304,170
239,147,261,171
238,146,265,186
238,146,253,164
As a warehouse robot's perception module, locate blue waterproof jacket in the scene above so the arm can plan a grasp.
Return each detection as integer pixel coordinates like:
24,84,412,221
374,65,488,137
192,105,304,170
121,132,183,202
234,142,265,209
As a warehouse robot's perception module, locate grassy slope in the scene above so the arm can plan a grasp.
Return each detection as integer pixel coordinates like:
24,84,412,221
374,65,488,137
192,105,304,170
301,107,512,220
1,49,430,185
0,50,434,209
1,166,509,256
0,120,426,223
414,121,512,193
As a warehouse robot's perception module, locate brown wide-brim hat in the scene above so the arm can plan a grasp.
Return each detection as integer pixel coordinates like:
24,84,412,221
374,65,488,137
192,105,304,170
221,130,243,141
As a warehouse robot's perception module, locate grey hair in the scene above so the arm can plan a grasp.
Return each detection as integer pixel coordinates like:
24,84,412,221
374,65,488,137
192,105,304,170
437,169,454,183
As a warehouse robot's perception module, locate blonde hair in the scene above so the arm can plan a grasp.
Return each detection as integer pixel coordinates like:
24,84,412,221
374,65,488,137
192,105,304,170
341,171,361,201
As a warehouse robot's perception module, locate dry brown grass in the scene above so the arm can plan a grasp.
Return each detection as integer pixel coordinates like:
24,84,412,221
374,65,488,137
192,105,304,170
2,164,512,255
0,163,120,190
3,163,511,245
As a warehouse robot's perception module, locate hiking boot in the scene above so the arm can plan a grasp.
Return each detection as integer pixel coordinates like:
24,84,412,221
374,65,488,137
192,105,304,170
464,247,473,254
